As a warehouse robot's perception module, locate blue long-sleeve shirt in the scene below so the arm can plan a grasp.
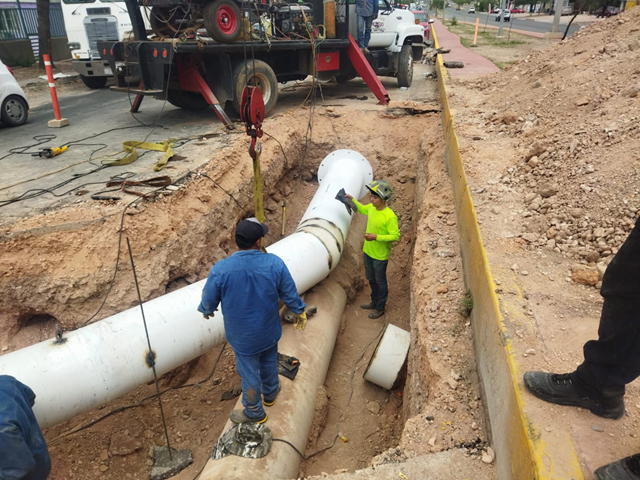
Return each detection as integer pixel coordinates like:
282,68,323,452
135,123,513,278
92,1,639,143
198,250,306,356
0,376,51,480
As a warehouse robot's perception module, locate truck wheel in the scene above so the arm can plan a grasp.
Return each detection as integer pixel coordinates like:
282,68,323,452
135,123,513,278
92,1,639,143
204,0,242,43
81,75,108,89
231,59,278,116
166,89,209,110
1,95,28,127
397,44,413,88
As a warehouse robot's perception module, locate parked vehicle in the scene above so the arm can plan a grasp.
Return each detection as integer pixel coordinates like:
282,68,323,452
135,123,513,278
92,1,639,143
0,59,29,127
102,0,425,116
494,8,511,20
468,6,476,13
595,5,618,17
561,5,573,14
412,10,432,44
61,0,151,89
510,7,524,13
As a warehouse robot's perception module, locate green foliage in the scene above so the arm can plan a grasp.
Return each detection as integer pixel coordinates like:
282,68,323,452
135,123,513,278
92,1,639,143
454,0,466,5
458,290,474,318
430,0,445,9
451,15,458,25
475,0,489,11
2,53,35,68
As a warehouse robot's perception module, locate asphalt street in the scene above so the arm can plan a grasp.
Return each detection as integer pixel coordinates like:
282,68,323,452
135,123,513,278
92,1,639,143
0,88,231,219
433,6,589,37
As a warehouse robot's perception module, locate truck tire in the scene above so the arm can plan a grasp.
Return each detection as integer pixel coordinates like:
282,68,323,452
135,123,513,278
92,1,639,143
166,89,210,110
231,59,278,116
204,0,242,43
1,95,28,127
397,44,413,88
81,75,108,89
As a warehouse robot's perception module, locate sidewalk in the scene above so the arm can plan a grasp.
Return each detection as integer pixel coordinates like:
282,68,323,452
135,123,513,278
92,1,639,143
432,19,500,79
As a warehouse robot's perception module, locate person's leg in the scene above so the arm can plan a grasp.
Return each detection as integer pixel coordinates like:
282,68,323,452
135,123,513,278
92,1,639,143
373,258,389,311
234,351,267,420
357,15,366,48
524,218,640,419
260,344,280,404
573,218,640,395
363,252,379,307
364,16,374,48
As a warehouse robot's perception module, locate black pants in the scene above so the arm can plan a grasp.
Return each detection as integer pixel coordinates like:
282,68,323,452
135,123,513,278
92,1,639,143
572,217,640,399
363,252,389,311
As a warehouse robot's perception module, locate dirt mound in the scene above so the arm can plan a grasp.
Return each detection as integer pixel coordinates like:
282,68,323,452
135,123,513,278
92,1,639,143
467,7,640,272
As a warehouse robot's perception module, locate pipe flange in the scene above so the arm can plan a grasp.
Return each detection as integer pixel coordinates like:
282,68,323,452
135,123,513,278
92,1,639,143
317,150,373,200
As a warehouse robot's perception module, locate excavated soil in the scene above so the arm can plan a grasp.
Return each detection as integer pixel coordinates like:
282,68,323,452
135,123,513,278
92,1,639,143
445,7,640,475
2,64,493,479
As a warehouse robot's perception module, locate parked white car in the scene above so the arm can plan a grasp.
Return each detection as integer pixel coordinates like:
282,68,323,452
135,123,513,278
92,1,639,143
0,59,29,127
468,6,476,13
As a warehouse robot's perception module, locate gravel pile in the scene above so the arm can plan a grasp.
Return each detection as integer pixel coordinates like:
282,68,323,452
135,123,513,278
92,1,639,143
469,8,640,271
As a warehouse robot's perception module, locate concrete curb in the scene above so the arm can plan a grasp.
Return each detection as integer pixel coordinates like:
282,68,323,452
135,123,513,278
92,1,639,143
431,25,585,480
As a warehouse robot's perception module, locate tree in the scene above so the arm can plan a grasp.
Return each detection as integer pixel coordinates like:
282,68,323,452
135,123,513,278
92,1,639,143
36,0,52,69
454,0,465,6
431,0,445,14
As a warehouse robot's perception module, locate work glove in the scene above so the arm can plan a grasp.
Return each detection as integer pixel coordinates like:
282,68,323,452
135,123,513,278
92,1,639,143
292,311,308,331
335,188,356,215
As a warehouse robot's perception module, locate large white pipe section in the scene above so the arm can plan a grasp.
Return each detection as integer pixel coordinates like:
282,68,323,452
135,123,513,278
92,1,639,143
0,150,373,429
200,279,347,480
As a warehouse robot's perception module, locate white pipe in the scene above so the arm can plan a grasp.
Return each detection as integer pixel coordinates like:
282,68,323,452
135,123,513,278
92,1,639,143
200,279,347,480
0,149,373,429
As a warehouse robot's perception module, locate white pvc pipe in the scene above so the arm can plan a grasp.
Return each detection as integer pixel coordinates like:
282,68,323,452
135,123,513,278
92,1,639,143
0,149,373,429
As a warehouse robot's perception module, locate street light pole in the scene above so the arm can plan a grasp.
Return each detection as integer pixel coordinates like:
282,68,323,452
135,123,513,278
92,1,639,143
551,0,562,32
497,0,504,36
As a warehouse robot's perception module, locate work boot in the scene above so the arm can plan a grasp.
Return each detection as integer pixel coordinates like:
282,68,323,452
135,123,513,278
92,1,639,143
263,385,281,407
229,409,267,424
523,372,625,420
360,302,376,310
595,453,640,480
363,47,371,54
368,309,385,319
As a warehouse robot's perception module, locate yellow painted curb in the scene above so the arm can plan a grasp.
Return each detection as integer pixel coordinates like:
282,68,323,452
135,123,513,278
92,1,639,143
431,25,584,480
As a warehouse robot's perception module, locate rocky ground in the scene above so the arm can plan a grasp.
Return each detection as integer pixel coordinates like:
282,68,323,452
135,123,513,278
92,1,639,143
444,6,640,475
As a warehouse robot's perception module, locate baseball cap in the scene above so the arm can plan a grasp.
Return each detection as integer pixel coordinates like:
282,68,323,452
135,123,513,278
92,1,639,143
235,218,269,246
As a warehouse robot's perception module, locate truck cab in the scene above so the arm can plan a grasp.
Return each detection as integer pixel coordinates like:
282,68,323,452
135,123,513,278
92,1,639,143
61,0,149,88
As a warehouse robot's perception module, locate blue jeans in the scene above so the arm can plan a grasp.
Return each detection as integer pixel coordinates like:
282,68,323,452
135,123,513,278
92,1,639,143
364,252,389,311
357,15,374,48
234,343,279,419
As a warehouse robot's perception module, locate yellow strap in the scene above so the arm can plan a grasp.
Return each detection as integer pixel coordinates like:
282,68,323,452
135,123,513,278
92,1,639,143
103,140,175,172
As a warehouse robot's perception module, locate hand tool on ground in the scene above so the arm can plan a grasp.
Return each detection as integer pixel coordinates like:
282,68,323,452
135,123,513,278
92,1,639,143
31,146,68,158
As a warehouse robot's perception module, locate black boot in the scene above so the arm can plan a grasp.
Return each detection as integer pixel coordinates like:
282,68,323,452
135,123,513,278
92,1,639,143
595,454,640,480
523,372,625,420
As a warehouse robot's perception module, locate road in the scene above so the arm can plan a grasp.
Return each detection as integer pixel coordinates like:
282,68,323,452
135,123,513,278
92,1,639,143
433,6,590,37
0,87,231,219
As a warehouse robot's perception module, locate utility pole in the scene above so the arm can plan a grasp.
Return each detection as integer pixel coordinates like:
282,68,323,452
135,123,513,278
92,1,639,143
497,0,504,36
551,0,562,32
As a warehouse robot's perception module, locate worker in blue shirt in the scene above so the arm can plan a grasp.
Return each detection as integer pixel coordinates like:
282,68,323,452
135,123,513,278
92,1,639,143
198,218,307,424
356,0,379,52
0,375,51,480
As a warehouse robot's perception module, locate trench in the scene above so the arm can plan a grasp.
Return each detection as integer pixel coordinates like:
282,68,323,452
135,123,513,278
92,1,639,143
0,71,492,479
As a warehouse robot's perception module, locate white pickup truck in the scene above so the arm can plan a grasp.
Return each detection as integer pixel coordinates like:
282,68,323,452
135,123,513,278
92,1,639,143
342,0,425,87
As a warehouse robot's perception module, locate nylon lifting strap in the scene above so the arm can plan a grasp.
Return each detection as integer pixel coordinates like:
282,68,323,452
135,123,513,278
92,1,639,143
103,140,176,172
